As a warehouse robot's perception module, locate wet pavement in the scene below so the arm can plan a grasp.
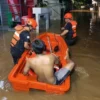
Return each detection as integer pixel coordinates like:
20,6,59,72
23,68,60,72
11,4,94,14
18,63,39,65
0,12,100,100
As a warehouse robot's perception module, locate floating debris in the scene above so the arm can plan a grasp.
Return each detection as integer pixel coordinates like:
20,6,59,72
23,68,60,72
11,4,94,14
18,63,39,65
0,80,4,90
1,97,7,100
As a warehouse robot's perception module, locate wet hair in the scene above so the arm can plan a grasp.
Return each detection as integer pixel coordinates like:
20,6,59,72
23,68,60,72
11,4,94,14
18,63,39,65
32,39,46,54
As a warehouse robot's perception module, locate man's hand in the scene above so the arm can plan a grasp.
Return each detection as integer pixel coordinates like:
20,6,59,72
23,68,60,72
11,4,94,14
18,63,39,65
60,30,68,36
28,49,33,55
23,59,30,75
61,27,65,30
23,71,28,76
24,42,31,50
64,48,70,60
55,55,60,65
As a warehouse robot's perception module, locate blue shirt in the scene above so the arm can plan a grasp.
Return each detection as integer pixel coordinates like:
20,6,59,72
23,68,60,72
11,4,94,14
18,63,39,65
13,30,30,54
64,22,73,39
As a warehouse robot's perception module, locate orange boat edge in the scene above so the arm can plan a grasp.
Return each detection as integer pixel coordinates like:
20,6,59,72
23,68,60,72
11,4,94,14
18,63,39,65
8,32,71,94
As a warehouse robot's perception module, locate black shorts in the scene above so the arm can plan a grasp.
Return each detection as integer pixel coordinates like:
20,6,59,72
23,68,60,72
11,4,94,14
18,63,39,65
54,68,70,85
65,37,77,46
10,47,23,64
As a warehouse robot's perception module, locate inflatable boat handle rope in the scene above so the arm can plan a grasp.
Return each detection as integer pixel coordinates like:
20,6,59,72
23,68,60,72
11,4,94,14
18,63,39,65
46,35,60,70
46,33,60,53
47,36,53,53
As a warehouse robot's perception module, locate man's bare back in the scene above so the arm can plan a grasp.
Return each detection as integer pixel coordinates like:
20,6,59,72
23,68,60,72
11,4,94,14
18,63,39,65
23,53,58,84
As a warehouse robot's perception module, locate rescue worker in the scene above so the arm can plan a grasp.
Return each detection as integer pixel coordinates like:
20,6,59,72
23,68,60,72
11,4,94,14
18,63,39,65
23,39,74,85
60,13,77,46
10,18,37,65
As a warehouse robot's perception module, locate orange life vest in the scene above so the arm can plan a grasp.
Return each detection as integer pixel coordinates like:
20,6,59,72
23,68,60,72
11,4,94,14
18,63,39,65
70,20,77,38
10,31,21,47
11,25,24,47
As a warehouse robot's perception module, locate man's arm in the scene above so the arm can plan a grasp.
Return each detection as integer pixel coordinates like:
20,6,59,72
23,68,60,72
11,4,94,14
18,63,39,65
60,30,68,36
21,31,31,50
61,23,72,36
55,57,60,65
24,42,31,50
23,59,30,75
52,53,60,65
61,27,65,30
64,48,70,60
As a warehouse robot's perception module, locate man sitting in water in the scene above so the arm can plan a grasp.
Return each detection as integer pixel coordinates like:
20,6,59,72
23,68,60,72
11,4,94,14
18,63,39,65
23,39,74,85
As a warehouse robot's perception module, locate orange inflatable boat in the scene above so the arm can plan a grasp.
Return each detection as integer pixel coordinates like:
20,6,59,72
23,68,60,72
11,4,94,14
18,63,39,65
8,33,70,94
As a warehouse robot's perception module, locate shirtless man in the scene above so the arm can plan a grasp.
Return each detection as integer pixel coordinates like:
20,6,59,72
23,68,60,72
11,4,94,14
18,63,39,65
23,39,74,85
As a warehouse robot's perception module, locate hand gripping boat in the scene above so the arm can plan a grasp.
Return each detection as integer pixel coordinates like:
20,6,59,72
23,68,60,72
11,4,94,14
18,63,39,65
8,33,70,94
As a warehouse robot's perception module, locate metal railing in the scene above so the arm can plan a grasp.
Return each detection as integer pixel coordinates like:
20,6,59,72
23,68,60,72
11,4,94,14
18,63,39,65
0,3,9,28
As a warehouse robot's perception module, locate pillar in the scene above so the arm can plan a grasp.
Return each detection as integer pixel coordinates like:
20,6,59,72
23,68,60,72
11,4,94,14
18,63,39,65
98,3,100,18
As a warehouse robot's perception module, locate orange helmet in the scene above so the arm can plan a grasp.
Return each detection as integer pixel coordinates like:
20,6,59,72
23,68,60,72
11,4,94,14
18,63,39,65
27,18,37,29
64,13,73,19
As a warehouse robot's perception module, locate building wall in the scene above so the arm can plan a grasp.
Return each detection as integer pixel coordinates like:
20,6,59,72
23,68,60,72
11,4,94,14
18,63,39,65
43,0,61,20
0,0,61,26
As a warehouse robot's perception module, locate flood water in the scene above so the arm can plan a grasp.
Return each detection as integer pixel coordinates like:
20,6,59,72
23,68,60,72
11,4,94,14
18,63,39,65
0,12,100,100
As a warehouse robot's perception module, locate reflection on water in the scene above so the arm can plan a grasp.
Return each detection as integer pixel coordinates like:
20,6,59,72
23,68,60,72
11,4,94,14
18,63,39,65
0,12,100,100
89,12,100,34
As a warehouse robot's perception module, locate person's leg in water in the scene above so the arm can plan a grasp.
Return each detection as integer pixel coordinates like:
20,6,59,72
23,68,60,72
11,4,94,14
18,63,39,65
65,36,77,46
10,47,22,65
71,37,77,45
54,60,75,85
11,55,20,65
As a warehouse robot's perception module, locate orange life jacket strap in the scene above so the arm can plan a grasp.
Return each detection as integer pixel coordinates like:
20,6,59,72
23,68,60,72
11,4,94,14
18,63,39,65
10,31,20,47
10,42,15,47
12,36,18,42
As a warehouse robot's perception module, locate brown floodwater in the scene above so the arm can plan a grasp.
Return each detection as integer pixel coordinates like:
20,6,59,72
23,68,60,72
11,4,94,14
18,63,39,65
0,12,100,100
